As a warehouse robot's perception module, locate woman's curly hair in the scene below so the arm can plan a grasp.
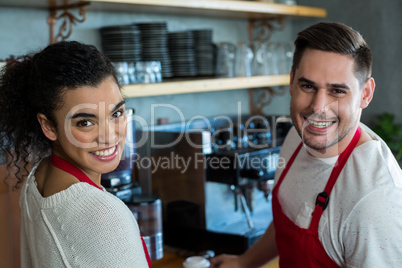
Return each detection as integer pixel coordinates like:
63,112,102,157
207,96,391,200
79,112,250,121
0,41,119,189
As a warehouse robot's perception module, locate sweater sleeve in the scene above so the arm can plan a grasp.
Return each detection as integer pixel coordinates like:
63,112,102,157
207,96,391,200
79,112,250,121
50,189,149,268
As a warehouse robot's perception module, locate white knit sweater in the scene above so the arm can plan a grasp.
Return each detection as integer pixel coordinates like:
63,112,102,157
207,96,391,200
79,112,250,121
20,161,149,268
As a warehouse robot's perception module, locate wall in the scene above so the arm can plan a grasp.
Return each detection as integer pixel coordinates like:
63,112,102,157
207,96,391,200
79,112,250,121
296,0,402,124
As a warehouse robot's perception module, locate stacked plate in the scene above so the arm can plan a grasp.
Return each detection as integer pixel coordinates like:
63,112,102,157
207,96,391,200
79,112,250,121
135,22,173,78
168,31,197,77
193,29,215,76
100,25,142,63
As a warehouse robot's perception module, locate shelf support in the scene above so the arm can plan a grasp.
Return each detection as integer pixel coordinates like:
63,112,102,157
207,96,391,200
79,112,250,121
47,0,90,44
247,17,287,115
248,17,286,43
248,86,287,115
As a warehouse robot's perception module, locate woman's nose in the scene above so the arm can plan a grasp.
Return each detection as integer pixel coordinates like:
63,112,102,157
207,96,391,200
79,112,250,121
98,121,117,145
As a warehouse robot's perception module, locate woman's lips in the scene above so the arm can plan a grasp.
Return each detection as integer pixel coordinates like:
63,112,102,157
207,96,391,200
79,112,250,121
90,145,118,161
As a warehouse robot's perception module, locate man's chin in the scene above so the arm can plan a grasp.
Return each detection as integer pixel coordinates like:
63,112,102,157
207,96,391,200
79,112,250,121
303,137,341,158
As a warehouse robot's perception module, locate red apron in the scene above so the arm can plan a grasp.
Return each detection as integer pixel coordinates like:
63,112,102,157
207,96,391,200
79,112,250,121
272,127,361,267
51,154,152,267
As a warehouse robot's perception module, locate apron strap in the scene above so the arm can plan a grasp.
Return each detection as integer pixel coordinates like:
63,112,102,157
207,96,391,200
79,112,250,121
275,142,304,192
309,127,361,232
51,153,103,190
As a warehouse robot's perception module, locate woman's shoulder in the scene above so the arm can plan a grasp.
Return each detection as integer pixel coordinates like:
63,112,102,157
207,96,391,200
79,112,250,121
62,184,130,210
26,177,131,216
49,186,148,267
22,161,135,225
63,186,135,224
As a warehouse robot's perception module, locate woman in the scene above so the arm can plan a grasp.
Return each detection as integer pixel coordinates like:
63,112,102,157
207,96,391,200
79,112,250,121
0,41,151,267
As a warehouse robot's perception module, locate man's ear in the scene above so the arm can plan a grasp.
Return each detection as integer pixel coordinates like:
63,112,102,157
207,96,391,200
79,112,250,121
37,113,57,141
360,77,375,109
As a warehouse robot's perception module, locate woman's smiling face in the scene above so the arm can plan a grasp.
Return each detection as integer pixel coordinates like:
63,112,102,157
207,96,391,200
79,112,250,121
50,77,127,180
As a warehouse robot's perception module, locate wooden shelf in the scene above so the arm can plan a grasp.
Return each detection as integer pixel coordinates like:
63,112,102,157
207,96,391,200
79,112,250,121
122,74,290,97
0,0,326,20
0,1,322,100
87,0,326,20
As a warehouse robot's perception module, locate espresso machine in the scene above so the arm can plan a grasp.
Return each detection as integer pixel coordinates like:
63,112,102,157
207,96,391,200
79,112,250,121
136,114,292,254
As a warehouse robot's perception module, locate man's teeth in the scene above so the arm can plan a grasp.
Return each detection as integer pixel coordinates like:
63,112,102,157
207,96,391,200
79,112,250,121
308,120,333,128
94,146,116,156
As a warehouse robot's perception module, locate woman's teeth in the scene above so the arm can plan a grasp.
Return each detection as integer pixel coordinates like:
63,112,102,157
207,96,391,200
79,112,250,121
308,120,333,128
93,146,116,157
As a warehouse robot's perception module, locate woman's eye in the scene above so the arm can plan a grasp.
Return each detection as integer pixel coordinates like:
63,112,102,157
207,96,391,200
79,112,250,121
76,120,94,127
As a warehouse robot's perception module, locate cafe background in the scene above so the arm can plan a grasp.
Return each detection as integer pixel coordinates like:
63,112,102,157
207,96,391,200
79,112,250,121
0,0,401,267
1,0,401,124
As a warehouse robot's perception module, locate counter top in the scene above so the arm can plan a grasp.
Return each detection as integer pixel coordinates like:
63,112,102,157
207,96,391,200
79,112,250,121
152,253,185,268
152,252,279,268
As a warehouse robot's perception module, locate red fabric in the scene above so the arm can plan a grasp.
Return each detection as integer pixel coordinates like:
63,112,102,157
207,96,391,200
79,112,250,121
272,128,361,267
51,154,103,190
140,234,152,267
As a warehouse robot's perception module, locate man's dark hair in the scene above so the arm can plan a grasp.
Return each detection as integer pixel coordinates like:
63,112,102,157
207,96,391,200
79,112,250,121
292,22,372,86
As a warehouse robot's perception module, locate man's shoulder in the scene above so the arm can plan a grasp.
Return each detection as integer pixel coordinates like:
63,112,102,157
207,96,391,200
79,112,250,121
350,123,402,186
337,124,402,223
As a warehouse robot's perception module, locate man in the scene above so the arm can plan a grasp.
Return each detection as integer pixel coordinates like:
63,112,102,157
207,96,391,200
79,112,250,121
211,22,402,267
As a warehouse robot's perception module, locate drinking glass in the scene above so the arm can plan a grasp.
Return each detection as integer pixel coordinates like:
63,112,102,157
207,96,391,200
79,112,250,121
275,42,294,74
150,61,162,83
215,42,236,78
234,42,253,77
112,62,130,85
127,62,136,84
251,41,276,76
136,61,155,84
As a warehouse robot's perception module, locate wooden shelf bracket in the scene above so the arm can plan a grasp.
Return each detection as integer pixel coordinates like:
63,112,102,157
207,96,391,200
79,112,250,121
48,0,90,44
247,17,287,115
248,17,286,43
249,86,288,115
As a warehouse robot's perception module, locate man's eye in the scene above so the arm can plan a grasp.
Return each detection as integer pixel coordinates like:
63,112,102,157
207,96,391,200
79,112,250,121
112,109,124,118
333,89,346,94
301,84,314,90
76,120,93,127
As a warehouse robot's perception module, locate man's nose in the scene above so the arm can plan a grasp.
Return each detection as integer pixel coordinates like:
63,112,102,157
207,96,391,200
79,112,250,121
310,89,329,114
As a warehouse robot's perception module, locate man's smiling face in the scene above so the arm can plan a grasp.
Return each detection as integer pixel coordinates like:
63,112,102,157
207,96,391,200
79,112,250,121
289,48,365,156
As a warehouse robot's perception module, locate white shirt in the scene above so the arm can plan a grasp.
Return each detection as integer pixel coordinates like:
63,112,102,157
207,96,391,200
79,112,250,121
20,161,149,268
275,123,402,267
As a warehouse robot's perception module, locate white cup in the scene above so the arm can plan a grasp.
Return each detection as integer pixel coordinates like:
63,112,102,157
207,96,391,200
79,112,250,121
183,256,211,268
0,61,6,70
